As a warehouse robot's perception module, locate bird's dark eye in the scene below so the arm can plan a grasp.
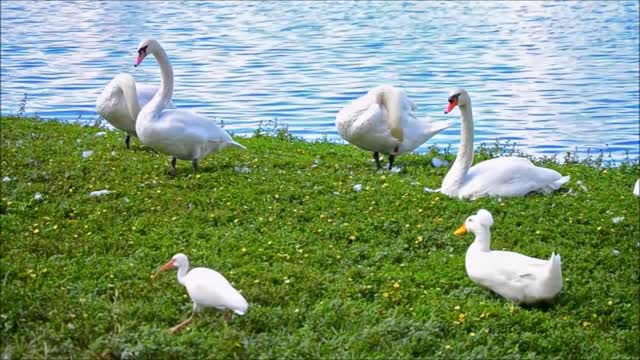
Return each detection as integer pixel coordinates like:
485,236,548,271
138,45,148,55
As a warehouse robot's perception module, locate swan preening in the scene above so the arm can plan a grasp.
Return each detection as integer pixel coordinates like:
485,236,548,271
441,89,570,200
96,73,175,149
455,209,563,305
133,39,245,176
336,85,450,170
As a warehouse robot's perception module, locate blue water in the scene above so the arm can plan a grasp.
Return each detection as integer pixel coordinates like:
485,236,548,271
1,1,639,161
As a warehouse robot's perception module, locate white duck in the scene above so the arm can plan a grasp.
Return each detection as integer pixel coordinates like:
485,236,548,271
154,253,249,333
441,89,570,199
96,73,174,149
336,84,450,170
134,39,245,176
454,209,563,305
634,179,639,197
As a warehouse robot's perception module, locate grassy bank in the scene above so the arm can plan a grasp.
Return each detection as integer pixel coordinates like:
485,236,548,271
1,115,639,359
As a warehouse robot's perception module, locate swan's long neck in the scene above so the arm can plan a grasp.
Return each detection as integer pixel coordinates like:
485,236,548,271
176,262,189,287
118,74,141,120
469,228,491,253
145,45,174,114
442,102,474,192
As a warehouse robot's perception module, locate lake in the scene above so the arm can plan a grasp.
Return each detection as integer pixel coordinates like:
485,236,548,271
1,1,638,161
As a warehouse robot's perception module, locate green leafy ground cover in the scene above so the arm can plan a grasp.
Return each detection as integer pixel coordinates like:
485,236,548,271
1,116,638,359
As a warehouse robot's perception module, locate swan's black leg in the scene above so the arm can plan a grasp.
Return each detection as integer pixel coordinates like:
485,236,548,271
192,159,198,173
169,156,177,178
373,152,382,170
124,134,130,149
388,154,396,170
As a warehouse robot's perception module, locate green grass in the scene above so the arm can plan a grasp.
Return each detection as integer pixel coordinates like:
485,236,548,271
1,115,638,359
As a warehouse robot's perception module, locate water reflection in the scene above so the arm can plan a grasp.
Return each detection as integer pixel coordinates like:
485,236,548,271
1,1,638,161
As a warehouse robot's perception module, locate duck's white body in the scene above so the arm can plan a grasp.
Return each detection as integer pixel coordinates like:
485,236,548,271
456,209,563,305
134,39,245,173
156,253,248,333
96,74,175,140
336,84,449,156
441,89,569,199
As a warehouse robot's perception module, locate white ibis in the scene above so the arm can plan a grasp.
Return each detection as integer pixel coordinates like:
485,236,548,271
154,253,249,333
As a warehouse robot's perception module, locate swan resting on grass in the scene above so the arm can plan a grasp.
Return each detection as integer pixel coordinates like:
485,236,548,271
336,84,450,170
133,39,245,176
441,89,570,199
96,73,174,149
454,209,563,305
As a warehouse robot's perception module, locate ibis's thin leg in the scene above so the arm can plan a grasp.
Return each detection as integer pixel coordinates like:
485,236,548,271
373,152,382,170
169,313,194,334
124,134,130,149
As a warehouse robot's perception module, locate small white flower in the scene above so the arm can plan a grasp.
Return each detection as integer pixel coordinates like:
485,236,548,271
82,150,94,158
423,187,440,193
89,190,112,197
390,166,403,174
333,191,340,196
234,166,251,173
612,217,624,224
576,180,588,192
352,184,363,192
111,150,116,157
95,132,107,137
612,249,620,256
34,192,44,201
2,176,10,182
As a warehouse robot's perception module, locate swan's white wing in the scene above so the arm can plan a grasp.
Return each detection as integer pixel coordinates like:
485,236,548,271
142,109,233,159
462,157,564,198
186,268,249,314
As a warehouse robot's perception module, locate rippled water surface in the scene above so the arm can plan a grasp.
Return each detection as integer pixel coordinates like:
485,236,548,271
1,1,638,160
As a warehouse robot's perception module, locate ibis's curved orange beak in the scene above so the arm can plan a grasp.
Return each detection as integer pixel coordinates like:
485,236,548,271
152,260,175,279
454,224,467,236
445,98,458,114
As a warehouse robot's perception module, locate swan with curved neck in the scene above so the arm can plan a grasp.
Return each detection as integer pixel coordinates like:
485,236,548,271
336,84,450,170
440,89,570,199
96,73,174,149
133,39,245,177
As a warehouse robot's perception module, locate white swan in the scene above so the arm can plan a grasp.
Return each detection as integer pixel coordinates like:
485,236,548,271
455,209,563,305
96,73,174,149
441,89,570,199
336,85,450,169
133,39,245,176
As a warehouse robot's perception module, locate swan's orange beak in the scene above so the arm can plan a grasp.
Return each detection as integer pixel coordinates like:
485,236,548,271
152,260,175,279
445,98,458,114
454,224,467,236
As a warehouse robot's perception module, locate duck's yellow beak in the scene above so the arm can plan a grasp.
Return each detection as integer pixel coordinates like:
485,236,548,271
454,224,467,236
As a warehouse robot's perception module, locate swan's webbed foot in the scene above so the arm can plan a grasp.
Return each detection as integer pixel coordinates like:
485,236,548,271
192,159,198,174
169,156,177,178
373,152,382,170
124,134,130,149
388,154,396,170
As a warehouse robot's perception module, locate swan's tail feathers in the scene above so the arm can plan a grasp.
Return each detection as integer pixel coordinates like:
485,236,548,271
377,87,403,142
544,252,563,299
427,120,451,137
553,175,571,190
228,140,247,150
